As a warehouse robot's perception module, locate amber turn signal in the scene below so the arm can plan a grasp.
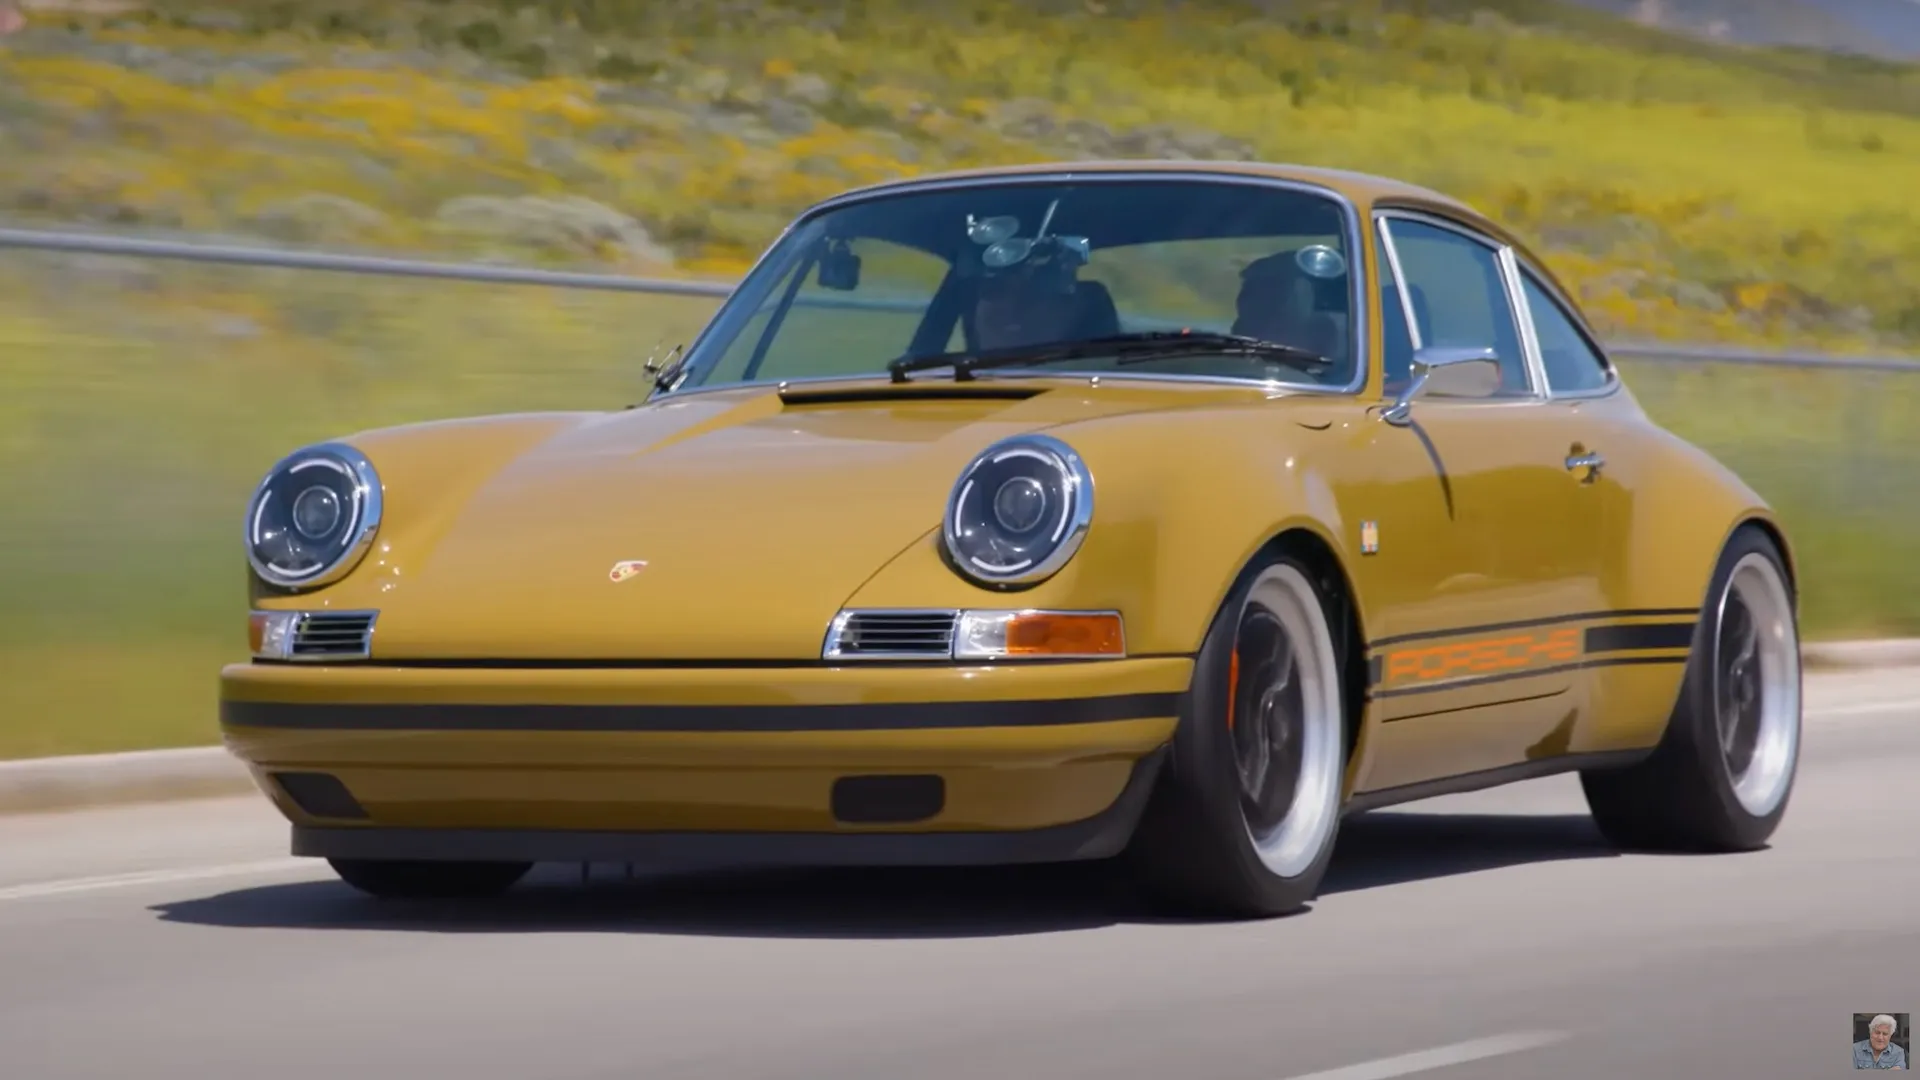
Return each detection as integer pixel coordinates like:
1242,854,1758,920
954,610,1125,660
249,610,301,659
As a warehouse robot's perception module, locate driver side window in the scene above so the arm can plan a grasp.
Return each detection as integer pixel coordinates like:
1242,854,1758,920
1379,218,1532,397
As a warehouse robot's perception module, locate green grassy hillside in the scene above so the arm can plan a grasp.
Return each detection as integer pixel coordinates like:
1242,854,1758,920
3,0,1920,350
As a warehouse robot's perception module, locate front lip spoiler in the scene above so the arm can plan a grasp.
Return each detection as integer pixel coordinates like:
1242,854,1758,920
221,692,1189,733
290,746,1170,868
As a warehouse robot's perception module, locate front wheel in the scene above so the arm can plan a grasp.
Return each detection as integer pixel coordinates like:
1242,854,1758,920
1581,525,1802,851
1125,554,1348,918
328,858,534,900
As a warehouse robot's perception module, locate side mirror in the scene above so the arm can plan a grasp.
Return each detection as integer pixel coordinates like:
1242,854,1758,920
1381,346,1502,426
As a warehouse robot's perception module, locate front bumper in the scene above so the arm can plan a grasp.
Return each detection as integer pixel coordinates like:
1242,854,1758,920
220,658,1190,867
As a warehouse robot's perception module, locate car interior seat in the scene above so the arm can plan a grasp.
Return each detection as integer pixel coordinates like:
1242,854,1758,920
1230,254,1347,364
1068,279,1121,339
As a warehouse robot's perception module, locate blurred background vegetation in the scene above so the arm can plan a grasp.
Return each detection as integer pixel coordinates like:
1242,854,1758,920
5,0,1920,349
1,0,1918,757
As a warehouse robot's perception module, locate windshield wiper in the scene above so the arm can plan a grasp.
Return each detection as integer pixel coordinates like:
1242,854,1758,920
886,330,1335,383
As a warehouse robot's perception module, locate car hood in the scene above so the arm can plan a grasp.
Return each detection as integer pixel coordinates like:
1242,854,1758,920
352,380,1253,661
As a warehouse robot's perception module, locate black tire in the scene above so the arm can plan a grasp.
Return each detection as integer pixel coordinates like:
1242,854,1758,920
328,858,534,900
1124,552,1349,918
1580,525,1802,852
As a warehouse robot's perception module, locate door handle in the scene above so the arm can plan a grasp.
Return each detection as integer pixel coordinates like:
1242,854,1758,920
1565,450,1604,482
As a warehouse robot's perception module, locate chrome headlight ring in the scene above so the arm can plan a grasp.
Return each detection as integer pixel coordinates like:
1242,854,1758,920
942,433,1094,588
244,441,383,591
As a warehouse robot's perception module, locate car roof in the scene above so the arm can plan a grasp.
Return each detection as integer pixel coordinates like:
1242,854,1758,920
809,159,1580,308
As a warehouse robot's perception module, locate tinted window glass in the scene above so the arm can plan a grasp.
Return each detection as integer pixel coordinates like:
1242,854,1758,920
1381,219,1530,396
703,238,953,384
674,179,1360,391
1521,272,1611,393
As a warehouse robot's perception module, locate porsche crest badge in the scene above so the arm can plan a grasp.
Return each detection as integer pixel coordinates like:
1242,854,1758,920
609,559,649,583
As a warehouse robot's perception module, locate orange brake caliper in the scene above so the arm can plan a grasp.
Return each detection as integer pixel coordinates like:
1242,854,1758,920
1225,645,1241,731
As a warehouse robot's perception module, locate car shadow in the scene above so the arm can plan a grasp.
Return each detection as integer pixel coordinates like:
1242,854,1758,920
150,810,1621,940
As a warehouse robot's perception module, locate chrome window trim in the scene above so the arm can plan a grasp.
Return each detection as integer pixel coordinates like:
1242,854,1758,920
1498,244,1552,397
651,169,1373,402
1373,209,1544,401
1511,260,1624,402
1374,214,1421,353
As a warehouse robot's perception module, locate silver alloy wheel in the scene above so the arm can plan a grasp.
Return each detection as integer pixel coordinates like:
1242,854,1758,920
1230,563,1344,879
1712,552,1800,817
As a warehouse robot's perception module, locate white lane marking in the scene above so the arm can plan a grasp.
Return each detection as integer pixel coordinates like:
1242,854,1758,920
0,858,314,903
1278,1031,1567,1080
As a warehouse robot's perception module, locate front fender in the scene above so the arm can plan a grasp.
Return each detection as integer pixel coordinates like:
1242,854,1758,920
247,411,596,607
841,405,1361,658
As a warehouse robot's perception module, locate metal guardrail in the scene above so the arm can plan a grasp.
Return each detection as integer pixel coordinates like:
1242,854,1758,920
0,225,736,298
4,224,1918,373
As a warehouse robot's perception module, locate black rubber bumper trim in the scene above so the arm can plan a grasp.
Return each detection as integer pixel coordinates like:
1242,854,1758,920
292,747,1170,868
225,693,1187,733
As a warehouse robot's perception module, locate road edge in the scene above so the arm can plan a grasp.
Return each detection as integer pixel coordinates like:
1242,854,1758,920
4,639,1917,817
0,746,255,817
1801,638,1920,671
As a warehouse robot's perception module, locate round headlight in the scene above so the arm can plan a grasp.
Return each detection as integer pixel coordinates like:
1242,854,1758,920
244,442,382,590
942,434,1093,587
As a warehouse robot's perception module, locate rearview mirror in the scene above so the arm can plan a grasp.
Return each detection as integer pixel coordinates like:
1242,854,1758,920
1382,346,1502,426
818,240,861,291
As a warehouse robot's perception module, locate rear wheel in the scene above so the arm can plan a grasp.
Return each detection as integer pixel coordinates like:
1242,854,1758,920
1581,526,1801,851
1125,554,1348,918
328,858,533,900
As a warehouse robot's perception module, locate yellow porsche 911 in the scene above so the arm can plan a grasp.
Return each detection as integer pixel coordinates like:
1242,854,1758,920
220,161,1803,917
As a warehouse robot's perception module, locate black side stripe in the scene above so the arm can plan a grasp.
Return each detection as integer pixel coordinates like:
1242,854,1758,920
222,693,1188,733
1367,607,1698,650
1584,621,1696,653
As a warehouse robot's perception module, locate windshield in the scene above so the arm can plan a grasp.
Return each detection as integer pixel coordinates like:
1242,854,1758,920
665,177,1363,394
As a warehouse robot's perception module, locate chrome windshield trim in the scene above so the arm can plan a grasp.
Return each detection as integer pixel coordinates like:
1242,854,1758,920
651,169,1372,401
640,367,1360,403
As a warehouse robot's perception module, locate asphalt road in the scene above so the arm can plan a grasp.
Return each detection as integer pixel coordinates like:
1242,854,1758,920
1,669,1913,1080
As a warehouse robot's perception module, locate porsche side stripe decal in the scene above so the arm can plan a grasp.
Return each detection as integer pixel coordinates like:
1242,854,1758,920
221,693,1188,733
1364,612,1697,698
